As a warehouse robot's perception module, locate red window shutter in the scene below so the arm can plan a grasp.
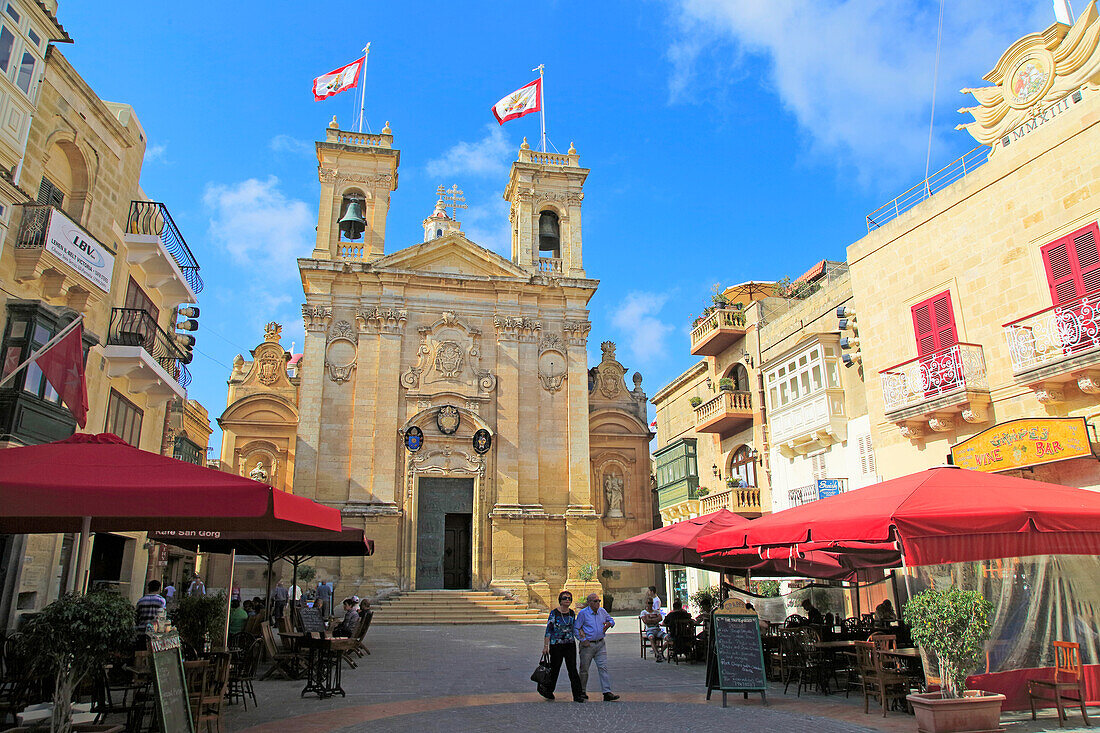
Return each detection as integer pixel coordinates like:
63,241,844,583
1042,222,1100,306
911,291,958,357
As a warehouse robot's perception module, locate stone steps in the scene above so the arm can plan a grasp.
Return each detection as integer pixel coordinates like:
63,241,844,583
372,590,546,625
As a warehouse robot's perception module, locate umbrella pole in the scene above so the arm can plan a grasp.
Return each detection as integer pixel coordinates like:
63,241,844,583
291,556,301,628
223,549,236,646
264,555,274,620
74,516,91,594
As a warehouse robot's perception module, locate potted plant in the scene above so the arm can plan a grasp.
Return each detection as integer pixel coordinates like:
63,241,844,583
718,377,734,392
903,587,1005,733
169,591,226,659
726,477,737,488
689,396,703,407
17,591,133,733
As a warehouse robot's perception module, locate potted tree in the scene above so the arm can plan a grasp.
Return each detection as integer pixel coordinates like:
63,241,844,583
903,587,1005,733
17,591,133,733
169,592,226,659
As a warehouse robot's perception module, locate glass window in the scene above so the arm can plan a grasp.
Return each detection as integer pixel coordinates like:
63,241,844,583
769,386,778,407
26,27,38,48
105,389,143,446
810,364,822,391
16,50,34,93
799,372,810,395
779,381,789,404
827,361,840,388
788,376,799,400
4,4,19,23
0,26,14,73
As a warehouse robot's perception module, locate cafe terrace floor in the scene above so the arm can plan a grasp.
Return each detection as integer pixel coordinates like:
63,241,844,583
222,617,1097,732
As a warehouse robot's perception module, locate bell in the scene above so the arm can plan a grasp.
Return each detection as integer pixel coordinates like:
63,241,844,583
538,212,559,250
338,201,366,240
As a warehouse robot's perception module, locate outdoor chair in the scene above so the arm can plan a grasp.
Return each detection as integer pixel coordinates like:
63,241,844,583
854,640,909,717
782,629,829,696
637,617,649,659
0,633,34,726
227,637,262,710
665,618,697,665
260,621,302,680
785,614,806,628
1028,641,1092,728
195,651,230,733
183,660,210,726
842,617,862,636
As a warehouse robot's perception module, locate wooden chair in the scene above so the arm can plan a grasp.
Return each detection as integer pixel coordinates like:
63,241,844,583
227,637,262,710
353,611,373,658
259,621,302,680
869,633,897,650
854,640,910,717
183,660,209,727
665,618,697,665
1028,641,1092,728
637,617,649,659
195,652,230,733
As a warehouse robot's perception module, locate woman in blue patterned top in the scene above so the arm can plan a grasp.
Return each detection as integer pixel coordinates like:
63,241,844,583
540,590,585,702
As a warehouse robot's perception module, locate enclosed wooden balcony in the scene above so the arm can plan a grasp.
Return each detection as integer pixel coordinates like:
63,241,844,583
690,306,747,356
694,390,753,435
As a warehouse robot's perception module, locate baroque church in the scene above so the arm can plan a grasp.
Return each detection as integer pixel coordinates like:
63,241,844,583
217,119,655,608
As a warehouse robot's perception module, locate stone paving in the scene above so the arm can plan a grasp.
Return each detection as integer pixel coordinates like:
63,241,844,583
222,618,1096,732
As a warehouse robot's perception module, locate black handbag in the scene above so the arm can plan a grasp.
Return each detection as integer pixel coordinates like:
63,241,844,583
530,652,553,686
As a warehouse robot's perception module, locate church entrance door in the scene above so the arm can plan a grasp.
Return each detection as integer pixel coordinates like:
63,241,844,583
443,513,472,589
416,477,474,590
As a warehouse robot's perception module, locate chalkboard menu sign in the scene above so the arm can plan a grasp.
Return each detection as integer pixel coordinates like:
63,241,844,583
706,598,767,707
297,605,327,634
149,632,194,733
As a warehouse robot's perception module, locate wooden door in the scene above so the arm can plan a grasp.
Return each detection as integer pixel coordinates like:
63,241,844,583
443,513,471,589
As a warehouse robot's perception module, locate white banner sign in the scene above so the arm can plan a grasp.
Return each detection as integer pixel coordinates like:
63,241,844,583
44,208,114,293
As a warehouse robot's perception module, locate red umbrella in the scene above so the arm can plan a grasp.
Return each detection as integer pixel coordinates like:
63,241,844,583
601,509,750,569
0,433,341,534
697,466,1100,567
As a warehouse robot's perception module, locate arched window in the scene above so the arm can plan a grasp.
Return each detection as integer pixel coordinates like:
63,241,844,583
337,189,366,241
436,229,443,238
538,210,560,259
728,445,756,488
729,363,750,392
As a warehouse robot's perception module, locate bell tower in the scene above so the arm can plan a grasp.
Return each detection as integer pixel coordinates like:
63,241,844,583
312,116,400,262
503,138,589,277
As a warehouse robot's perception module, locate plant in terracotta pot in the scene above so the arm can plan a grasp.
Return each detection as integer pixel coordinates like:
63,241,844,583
903,586,1004,733
689,396,702,407
17,591,134,733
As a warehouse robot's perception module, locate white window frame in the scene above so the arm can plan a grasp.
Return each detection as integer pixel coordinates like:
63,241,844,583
764,341,842,412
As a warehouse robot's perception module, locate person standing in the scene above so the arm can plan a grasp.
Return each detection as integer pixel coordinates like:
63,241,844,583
540,591,585,702
575,593,619,701
187,575,206,597
134,580,167,648
644,586,662,613
316,579,334,618
272,581,289,619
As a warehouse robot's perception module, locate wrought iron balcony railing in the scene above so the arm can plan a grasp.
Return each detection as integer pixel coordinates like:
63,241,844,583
1003,293,1100,374
107,308,191,389
126,201,204,294
788,478,848,507
879,343,988,415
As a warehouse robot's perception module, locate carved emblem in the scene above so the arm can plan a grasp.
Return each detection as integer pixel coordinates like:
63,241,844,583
472,428,492,455
435,341,464,379
264,322,282,342
257,355,281,385
538,333,567,393
437,405,460,435
404,426,424,452
330,320,355,341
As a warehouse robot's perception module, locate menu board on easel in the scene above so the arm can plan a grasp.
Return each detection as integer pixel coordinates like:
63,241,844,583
705,598,767,707
149,632,194,733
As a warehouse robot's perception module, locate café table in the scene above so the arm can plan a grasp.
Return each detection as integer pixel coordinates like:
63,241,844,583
880,647,925,690
298,635,358,699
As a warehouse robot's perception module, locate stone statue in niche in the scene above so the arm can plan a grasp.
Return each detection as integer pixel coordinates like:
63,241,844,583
604,473,624,517
249,462,268,483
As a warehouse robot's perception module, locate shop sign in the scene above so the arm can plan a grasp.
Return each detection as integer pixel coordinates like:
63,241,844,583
950,417,1092,472
44,208,114,293
816,479,844,499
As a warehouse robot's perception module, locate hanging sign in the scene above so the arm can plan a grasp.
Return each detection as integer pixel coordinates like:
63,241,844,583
950,417,1091,472
44,207,115,293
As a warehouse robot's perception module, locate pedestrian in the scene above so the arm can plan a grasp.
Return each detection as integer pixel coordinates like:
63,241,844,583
575,593,619,701
539,590,585,703
135,580,167,649
316,579,334,618
273,581,289,619
187,575,206,597
163,581,176,603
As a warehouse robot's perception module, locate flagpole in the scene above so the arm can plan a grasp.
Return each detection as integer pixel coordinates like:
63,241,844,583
533,63,546,152
0,314,83,389
358,43,371,133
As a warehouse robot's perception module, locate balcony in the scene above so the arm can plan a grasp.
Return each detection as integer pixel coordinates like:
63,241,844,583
690,306,747,356
125,201,203,306
1003,293,1100,403
788,478,848,508
694,389,753,435
880,343,990,438
102,308,190,405
12,205,116,307
700,486,763,517
771,389,847,457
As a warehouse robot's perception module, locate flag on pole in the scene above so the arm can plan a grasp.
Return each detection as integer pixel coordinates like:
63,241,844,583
313,57,364,101
491,78,541,125
37,321,88,427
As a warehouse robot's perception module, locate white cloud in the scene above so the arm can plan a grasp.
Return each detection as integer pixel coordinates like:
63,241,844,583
462,197,511,256
202,176,314,281
612,291,675,364
270,134,315,157
144,143,167,165
666,0,1050,181
426,125,513,179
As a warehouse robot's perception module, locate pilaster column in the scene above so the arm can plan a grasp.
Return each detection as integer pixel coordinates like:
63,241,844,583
293,304,333,499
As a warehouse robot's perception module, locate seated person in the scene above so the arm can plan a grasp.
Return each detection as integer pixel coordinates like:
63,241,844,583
333,597,361,637
228,598,248,635
639,598,667,662
801,599,824,626
875,598,897,621
359,597,372,616
243,600,255,617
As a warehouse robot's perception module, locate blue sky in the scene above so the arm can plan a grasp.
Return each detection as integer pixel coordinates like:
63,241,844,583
57,0,1053,452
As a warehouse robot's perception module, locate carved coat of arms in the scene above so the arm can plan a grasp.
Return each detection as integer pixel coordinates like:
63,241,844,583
435,341,464,379
437,405,460,435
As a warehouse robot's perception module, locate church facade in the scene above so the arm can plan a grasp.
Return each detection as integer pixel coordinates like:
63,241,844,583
219,121,655,609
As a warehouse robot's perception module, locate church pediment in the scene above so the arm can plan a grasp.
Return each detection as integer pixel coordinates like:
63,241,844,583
372,235,528,279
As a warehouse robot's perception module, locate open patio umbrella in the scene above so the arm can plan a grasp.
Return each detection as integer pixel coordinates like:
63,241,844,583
697,466,1100,567
0,432,343,594
601,509,750,570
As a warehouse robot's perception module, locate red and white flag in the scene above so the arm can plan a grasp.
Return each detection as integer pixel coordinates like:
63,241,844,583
491,78,541,125
37,321,88,428
313,57,364,101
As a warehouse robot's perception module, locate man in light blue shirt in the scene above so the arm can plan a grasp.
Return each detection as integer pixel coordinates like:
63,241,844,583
575,593,619,701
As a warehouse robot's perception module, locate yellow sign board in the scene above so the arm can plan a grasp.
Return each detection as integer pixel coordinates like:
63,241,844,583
950,417,1092,473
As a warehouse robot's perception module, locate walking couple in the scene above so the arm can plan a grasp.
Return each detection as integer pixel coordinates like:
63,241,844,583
540,591,620,703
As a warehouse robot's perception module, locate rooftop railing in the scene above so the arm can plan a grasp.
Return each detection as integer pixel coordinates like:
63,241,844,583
127,201,203,294
865,146,987,232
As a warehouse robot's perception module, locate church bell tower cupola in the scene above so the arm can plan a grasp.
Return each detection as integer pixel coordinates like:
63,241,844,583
503,138,589,277
422,184,465,242
312,117,400,262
